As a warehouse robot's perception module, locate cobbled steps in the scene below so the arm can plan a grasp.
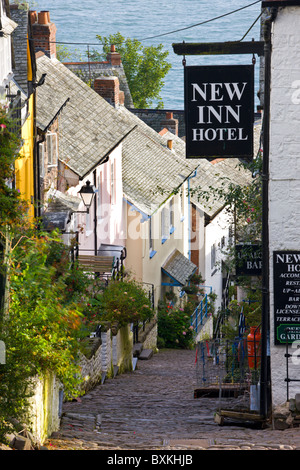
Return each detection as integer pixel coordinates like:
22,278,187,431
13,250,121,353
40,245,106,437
46,349,300,450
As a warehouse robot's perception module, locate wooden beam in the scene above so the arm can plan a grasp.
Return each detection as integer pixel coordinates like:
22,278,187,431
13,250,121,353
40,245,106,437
172,41,265,57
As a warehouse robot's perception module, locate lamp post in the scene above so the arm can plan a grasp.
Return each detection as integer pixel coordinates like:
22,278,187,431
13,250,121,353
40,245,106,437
78,180,95,214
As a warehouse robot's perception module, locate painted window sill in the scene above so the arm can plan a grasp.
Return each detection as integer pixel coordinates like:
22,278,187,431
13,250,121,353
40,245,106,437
170,226,175,235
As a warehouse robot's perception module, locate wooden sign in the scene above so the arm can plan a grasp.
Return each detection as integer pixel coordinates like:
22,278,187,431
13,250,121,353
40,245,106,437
273,251,300,344
236,244,262,276
184,64,254,158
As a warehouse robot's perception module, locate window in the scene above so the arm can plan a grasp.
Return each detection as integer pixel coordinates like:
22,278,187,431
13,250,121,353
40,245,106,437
149,217,156,258
169,197,175,234
161,206,169,243
180,188,185,221
46,132,58,167
211,243,216,270
39,142,45,178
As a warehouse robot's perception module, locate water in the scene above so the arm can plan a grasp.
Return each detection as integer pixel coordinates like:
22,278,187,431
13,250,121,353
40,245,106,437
33,0,262,109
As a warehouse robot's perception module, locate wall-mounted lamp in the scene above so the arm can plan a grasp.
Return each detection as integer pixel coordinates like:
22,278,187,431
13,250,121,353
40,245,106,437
77,180,95,214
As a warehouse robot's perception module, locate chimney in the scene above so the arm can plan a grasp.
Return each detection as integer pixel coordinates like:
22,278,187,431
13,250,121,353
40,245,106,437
106,45,122,67
30,10,57,59
167,140,173,151
160,112,178,136
94,76,124,108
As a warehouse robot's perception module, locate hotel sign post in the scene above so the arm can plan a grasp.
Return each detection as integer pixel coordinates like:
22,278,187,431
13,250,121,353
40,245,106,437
273,251,300,345
173,39,270,419
184,64,254,158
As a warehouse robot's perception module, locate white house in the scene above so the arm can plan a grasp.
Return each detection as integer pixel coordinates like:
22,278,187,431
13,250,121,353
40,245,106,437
261,0,300,409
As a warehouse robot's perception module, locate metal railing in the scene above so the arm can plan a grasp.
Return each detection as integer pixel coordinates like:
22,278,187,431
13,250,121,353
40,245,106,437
191,294,209,334
284,328,300,402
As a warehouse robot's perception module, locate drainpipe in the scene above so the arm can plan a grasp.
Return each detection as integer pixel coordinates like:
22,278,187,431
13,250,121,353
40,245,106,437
188,169,197,260
93,170,97,256
260,6,278,420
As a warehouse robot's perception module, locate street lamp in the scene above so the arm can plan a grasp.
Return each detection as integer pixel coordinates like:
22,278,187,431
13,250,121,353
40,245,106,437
78,180,95,214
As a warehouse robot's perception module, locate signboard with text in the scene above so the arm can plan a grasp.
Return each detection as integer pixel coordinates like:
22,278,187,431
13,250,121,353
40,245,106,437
184,65,254,158
236,244,262,276
273,251,300,345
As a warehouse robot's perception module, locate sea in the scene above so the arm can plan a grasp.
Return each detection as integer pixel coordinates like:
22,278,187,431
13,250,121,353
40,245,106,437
33,0,262,109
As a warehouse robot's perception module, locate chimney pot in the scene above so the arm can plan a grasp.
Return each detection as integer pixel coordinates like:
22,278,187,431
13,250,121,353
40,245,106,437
38,11,50,24
32,11,56,59
166,112,173,120
111,45,116,52
29,10,37,24
167,140,173,150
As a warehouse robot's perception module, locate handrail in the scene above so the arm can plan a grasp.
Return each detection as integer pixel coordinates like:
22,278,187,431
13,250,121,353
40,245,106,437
191,294,208,334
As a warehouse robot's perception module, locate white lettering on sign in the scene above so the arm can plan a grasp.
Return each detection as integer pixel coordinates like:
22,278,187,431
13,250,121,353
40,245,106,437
190,81,249,143
191,82,247,102
192,127,248,142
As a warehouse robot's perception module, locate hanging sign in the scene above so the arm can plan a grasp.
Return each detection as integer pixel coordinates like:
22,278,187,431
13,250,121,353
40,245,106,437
184,64,254,158
273,251,300,345
235,244,262,276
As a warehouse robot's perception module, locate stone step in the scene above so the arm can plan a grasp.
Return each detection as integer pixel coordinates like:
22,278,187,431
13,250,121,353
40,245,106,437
138,349,153,360
133,342,143,357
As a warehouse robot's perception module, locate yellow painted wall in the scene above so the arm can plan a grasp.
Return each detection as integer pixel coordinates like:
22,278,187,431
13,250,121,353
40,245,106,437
14,39,35,220
15,94,35,220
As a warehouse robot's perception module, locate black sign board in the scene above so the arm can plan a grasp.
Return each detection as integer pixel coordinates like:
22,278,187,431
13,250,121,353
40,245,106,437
273,251,300,345
184,64,254,158
236,244,262,276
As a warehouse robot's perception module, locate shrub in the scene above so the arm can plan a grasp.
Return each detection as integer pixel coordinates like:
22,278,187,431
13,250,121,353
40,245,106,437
83,279,153,329
157,302,195,349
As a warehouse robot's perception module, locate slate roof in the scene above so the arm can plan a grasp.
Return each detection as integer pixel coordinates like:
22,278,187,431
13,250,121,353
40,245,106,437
10,6,29,95
162,249,197,286
117,106,197,216
36,54,135,178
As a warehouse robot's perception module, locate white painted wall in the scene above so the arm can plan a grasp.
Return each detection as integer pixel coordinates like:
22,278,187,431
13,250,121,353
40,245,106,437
0,0,17,103
67,144,126,253
204,208,233,312
269,6,300,406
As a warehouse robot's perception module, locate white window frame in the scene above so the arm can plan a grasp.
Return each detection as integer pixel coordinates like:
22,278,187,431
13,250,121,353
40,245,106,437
46,132,58,167
39,142,45,178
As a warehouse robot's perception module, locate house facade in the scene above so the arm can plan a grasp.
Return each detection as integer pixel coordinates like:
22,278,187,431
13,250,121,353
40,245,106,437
35,51,134,270
9,5,39,220
261,0,300,409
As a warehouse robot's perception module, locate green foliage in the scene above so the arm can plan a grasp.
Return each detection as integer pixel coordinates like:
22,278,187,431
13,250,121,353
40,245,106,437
0,106,28,228
0,228,90,440
157,302,194,349
83,279,153,329
91,32,171,108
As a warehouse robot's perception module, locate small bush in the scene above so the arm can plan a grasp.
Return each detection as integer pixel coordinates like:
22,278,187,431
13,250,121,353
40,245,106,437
157,302,194,349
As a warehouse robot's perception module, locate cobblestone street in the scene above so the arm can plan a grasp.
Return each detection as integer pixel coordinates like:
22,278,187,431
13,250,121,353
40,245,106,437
47,348,300,451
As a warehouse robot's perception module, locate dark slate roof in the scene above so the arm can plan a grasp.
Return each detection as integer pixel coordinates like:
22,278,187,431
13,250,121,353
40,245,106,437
117,106,197,216
162,249,197,286
64,61,134,108
10,6,29,95
36,54,135,178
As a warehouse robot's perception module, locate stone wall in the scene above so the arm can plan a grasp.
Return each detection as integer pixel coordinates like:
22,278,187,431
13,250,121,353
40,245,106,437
28,372,62,447
268,6,300,407
28,325,133,444
129,108,185,138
